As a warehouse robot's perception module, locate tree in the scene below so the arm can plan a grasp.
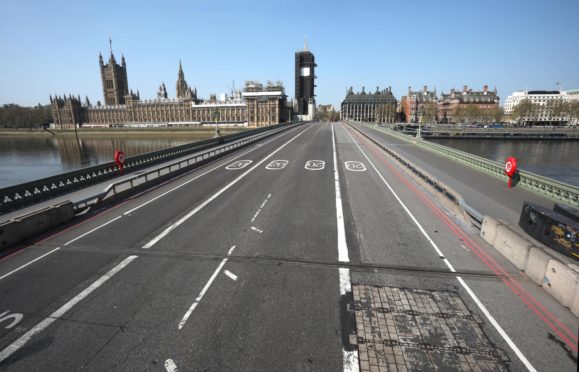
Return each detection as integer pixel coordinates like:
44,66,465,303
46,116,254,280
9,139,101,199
511,99,534,126
0,103,53,128
482,106,503,124
464,105,481,123
420,102,437,124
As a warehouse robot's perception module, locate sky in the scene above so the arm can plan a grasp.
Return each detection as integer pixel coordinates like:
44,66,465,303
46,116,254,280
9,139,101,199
1,0,578,109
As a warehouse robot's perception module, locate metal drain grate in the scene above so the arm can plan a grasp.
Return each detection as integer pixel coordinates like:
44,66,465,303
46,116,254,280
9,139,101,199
351,285,509,372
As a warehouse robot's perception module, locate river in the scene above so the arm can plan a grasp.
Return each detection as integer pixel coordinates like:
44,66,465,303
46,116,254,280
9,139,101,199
428,138,579,186
0,134,577,189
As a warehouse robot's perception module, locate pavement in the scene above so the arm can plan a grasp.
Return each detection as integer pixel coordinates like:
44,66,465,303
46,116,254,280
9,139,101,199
0,122,577,371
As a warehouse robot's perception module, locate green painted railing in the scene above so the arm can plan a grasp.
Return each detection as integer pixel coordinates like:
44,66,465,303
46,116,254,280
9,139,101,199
357,122,579,208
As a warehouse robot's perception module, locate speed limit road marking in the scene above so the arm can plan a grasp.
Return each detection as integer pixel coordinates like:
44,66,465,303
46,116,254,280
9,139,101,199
226,160,253,170
345,161,366,172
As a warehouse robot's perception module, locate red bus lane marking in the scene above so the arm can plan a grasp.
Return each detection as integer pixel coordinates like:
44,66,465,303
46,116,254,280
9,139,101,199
348,127,579,353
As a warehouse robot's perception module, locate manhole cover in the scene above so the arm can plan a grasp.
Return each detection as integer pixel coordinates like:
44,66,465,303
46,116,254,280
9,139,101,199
351,285,509,371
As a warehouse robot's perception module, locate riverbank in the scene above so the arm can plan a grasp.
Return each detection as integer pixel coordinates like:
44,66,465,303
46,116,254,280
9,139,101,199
0,127,246,137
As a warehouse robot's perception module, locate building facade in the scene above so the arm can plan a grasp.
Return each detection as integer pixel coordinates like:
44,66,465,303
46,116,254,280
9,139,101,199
504,90,576,125
51,47,289,129
294,40,316,119
402,86,438,123
340,86,397,123
437,85,499,123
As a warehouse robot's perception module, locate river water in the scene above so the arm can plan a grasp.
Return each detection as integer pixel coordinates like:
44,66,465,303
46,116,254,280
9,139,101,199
0,134,577,189
0,134,206,188
429,138,579,186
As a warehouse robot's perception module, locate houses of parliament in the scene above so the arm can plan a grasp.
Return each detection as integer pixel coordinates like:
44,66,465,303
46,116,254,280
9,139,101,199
50,46,291,129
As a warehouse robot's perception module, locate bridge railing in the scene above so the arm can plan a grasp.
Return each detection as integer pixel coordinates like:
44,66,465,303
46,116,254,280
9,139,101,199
358,122,579,208
0,123,296,214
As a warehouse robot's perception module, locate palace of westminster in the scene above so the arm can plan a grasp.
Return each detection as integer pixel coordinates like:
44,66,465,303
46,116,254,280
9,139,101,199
50,43,303,129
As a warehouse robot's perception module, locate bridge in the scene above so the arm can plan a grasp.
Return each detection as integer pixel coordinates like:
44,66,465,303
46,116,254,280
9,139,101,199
0,122,577,371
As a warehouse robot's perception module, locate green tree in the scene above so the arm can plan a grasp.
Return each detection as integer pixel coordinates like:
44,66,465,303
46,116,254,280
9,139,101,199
419,102,437,124
511,99,534,126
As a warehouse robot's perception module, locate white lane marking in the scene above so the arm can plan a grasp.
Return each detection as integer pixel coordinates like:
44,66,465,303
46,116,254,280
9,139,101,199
342,124,536,372
0,255,137,364
225,160,253,170
305,160,326,170
457,277,537,372
224,270,238,281
64,216,122,246
250,194,271,223
0,311,23,329
331,124,359,372
0,247,61,281
124,127,302,216
164,359,179,372
265,160,289,170
178,246,236,330
250,226,264,234
143,127,311,249
344,161,366,172
332,125,349,264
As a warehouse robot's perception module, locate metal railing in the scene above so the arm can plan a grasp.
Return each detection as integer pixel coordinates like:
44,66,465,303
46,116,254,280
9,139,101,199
359,122,579,208
1,123,298,213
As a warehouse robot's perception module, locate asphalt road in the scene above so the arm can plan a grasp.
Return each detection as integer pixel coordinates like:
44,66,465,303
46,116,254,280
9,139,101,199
0,122,577,371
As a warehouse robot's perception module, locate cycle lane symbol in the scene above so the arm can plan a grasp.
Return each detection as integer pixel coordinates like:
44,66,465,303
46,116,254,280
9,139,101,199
345,161,366,172
305,160,325,171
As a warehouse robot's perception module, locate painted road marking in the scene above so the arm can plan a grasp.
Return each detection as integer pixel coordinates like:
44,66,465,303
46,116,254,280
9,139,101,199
178,246,237,330
345,161,366,172
0,247,61,281
0,311,23,329
250,226,263,234
224,270,238,281
143,127,311,249
331,124,359,372
250,194,272,223
225,160,252,170
265,160,288,170
165,359,179,372
305,160,325,170
64,216,123,246
343,124,536,372
0,255,138,364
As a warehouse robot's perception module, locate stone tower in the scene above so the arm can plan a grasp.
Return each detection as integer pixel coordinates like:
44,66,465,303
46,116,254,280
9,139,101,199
99,40,129,105
176,61,196,100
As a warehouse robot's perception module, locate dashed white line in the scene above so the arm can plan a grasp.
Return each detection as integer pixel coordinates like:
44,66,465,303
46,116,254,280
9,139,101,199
178,245,236,330
0,255,138,363
250,226,264,234
144,127,311,249
251,194,271,223
331,123,359,372
0,247,61,281
342,124,536,372
224,270,238,281
64,216,123,246
164,358,179,372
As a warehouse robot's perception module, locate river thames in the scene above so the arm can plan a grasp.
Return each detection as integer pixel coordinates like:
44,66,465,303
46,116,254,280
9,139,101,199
0,133,577,188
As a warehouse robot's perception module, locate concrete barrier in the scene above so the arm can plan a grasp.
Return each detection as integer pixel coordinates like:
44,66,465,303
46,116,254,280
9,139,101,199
526,247,551,286
571,279,579,318
480,216,501,246
0,201,74,251
542,260,579,308
493,223,533,270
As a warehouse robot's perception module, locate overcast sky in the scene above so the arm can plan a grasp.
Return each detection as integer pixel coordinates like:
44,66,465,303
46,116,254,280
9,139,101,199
1,0,578,108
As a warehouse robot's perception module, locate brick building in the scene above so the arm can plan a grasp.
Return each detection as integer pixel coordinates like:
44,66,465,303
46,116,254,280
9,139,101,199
401,86,438,123
437,85,499,123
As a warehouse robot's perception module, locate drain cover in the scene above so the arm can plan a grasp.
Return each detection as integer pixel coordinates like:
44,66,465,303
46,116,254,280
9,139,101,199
351,285,509,371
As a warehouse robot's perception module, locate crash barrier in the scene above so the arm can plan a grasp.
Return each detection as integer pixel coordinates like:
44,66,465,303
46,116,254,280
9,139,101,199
0,201,75,250
358,122,579,208
0,123,297,213
519,202,578,261
481,215,579,317
344,121,483,229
